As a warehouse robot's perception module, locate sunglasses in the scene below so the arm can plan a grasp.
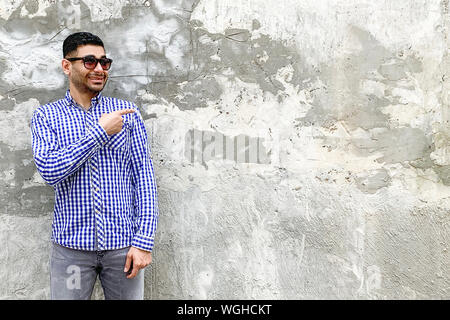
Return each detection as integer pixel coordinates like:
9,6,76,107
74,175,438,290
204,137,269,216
66,55,113,70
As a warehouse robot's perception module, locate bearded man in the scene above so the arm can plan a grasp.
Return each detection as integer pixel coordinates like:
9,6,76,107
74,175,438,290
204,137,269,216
30,32,159,300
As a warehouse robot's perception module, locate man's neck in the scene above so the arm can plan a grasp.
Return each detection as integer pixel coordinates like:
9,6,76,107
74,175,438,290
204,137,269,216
69,84,99,110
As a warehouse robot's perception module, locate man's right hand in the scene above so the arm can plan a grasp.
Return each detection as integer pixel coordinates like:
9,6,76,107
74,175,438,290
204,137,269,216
98,109,135,136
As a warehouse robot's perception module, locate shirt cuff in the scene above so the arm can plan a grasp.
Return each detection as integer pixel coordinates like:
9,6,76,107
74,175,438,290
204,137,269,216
131,233,154,252
89,122,109,146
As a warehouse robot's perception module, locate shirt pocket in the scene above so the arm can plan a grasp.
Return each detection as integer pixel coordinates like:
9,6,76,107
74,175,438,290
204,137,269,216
105,120,132,152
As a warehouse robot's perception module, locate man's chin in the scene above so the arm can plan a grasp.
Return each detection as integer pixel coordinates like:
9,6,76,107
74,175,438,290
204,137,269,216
87,83,105,93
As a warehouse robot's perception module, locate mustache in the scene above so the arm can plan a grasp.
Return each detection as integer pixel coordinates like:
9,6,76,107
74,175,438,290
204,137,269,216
88,72,106,77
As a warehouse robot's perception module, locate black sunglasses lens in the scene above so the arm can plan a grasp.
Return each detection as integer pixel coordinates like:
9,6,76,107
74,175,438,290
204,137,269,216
83,57,97,69
99,58,112,70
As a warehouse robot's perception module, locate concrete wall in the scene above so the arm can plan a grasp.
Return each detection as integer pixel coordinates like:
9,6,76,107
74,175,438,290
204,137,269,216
0,0,449,299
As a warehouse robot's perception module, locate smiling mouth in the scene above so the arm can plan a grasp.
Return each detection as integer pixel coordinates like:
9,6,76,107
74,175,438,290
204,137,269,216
88,77,104,83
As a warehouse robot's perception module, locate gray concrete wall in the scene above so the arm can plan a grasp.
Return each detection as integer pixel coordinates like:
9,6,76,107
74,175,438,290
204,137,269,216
0,0,449,299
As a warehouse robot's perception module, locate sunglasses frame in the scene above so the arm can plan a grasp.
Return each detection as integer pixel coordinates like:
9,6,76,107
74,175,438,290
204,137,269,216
66,55,113,70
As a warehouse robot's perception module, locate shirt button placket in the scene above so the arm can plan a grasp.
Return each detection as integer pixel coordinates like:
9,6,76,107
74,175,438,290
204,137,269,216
86,108,105,250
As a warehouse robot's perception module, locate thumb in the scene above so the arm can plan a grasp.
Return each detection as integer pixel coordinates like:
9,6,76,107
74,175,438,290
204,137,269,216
124,253,132,273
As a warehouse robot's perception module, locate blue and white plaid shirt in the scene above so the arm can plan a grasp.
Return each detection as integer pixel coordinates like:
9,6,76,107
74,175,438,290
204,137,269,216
31,90,159,252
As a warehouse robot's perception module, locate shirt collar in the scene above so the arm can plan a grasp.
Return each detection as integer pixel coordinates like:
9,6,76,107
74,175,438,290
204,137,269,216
64,89,103,111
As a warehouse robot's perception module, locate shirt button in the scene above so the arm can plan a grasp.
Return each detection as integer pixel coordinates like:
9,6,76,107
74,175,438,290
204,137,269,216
95,210,100,214
95,187,100,192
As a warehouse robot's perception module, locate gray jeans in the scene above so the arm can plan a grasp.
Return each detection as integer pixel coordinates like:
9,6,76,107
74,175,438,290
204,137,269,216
50,242,144,300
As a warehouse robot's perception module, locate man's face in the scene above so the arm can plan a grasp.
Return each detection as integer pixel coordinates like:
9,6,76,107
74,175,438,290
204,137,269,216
63,44,109,94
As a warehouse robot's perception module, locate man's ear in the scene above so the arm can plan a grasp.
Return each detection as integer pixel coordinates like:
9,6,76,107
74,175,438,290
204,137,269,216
62,59,71,75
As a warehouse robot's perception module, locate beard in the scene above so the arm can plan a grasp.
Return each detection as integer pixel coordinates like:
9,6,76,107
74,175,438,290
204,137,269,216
70,69,108,94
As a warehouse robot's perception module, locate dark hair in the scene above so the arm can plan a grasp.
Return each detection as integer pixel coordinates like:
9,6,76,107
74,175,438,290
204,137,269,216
63,32,104,58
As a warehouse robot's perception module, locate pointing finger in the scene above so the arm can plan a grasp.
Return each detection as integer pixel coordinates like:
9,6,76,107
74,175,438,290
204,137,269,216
116,108,135,116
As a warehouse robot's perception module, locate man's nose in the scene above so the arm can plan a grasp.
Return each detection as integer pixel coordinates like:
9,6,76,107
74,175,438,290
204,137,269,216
94,61,104,72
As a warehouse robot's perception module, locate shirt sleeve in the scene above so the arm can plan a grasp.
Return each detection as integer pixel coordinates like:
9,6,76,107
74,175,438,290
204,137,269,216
129,106,159,252
30,107,109,187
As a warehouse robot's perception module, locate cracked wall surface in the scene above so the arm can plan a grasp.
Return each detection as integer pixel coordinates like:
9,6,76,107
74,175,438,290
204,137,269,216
0,0,449,299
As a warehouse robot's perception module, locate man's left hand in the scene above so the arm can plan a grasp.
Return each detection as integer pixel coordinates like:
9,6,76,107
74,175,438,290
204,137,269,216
124,247,152,279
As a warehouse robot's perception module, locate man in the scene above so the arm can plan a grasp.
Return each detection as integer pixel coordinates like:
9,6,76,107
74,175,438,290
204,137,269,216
30,32,159,300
